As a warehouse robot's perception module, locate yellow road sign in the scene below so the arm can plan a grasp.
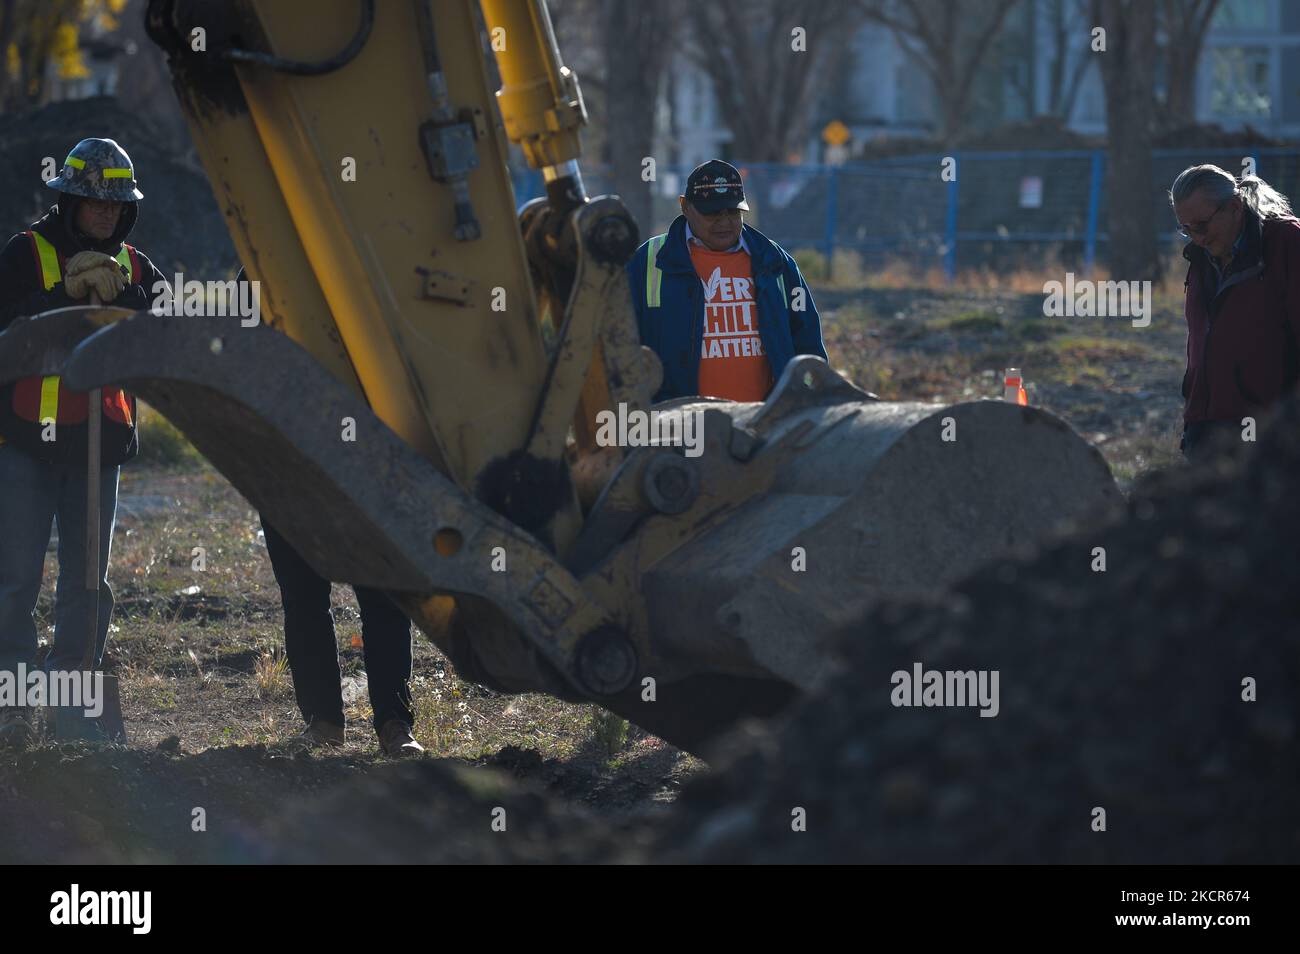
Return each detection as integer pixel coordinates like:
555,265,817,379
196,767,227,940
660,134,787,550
822,120,851,146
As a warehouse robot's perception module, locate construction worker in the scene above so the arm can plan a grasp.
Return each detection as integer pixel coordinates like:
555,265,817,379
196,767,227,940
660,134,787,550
0,138,171,749
626,159,827,403
1170,165,1300,459
261,519,422,758
233,269,422,758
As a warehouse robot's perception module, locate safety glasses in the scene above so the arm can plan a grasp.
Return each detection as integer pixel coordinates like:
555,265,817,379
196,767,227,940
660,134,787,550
1178,196,1231,238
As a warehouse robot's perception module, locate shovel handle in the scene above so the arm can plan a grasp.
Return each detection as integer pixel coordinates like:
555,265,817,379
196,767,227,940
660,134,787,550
82,289,103,673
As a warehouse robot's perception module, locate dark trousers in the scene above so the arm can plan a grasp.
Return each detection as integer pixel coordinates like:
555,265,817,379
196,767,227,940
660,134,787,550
260,517,414,732
1181,419,1247,462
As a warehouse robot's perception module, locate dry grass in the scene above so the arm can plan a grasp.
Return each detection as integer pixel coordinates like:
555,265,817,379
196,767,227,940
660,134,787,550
816,275,1189,491
254,649,291,700
795,247,1196,303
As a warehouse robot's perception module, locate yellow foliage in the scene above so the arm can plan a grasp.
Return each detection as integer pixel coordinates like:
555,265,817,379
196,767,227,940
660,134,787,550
5,44,18,82
87,0,129,34
52,23,89,80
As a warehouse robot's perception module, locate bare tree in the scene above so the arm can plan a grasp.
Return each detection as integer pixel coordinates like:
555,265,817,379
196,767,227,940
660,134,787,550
856,0,1018,142
1159,0,1221,128
687,0,861,161
600,0,678,232
1043,0,1093,120
1094,0,1160,282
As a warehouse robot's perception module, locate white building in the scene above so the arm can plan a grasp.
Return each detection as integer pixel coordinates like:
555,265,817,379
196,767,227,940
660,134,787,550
660,0,1297,164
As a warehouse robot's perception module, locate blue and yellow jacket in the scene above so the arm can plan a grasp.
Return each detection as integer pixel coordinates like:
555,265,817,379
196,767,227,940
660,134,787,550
626,215,827,403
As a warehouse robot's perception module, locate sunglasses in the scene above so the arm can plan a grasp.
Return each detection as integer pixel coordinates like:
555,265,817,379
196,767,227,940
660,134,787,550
1178,196,1232,238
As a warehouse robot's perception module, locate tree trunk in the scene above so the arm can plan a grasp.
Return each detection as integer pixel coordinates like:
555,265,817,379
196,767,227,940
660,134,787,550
1159,0,1221,130
601,1,675,234
1097,0,1161,283
1163,44,1197,125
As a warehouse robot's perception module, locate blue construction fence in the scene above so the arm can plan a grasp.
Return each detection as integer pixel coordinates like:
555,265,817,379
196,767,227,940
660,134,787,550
511,147,1300,280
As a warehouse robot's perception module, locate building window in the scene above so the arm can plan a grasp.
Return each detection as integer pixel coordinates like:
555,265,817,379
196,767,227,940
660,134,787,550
1213,0,1271,30
1208,46,1271,119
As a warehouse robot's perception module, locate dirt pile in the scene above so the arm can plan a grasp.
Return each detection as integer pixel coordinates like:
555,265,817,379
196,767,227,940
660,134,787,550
660,400,1300,863
0,744,366,863
0,96,236,278
0,743,625,864
260,759,628,864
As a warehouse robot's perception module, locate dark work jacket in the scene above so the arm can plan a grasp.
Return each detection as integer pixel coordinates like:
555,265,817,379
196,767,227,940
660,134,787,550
0,200,169,465
1181,208,1300,425
626,216,827,403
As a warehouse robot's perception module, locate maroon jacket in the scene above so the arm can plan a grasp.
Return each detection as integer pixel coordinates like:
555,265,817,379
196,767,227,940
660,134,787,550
1182,210,1300,424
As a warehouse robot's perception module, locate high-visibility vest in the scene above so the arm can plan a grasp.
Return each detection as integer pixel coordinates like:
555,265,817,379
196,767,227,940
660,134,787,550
643,233,667,308
642,233,786,307
9,230,137,430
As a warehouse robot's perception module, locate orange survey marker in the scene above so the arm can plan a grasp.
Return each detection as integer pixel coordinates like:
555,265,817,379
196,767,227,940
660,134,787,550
1003,368,1028,405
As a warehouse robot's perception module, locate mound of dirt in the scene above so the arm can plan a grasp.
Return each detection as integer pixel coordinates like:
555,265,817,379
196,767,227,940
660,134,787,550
659,399,1300,863
0,96,237,279
0,744,365,863
261,759,626,864
0,742,624,864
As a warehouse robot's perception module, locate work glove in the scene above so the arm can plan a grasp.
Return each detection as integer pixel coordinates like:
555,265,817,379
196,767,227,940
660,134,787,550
64,251,128,303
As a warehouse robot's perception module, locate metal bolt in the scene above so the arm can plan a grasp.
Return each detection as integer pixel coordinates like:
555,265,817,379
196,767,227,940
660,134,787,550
654,466,688,502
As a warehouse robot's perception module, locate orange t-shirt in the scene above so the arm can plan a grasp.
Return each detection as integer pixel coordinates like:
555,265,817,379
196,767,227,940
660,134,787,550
690,244,773,401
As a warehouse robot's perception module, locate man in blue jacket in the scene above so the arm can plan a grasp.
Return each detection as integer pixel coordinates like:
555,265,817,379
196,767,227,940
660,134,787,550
626,159,826,403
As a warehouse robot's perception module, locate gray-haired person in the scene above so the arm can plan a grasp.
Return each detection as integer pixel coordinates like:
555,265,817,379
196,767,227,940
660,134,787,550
1169,165,1300,459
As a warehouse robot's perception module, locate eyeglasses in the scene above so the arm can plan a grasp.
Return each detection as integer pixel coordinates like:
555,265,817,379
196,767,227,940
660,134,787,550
1177,196,1232,237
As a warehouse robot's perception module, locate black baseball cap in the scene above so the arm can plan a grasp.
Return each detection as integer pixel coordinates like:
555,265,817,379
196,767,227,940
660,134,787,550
685,159,749,214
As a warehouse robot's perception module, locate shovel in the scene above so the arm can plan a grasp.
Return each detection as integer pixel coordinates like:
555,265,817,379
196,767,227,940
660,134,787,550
53,288,127,743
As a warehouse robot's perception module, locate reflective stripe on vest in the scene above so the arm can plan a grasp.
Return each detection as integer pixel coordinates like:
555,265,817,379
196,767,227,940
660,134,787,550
644,234,667,308
39,376,60,425
30,230,133,290
18,231,135,427
33,231,60,291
